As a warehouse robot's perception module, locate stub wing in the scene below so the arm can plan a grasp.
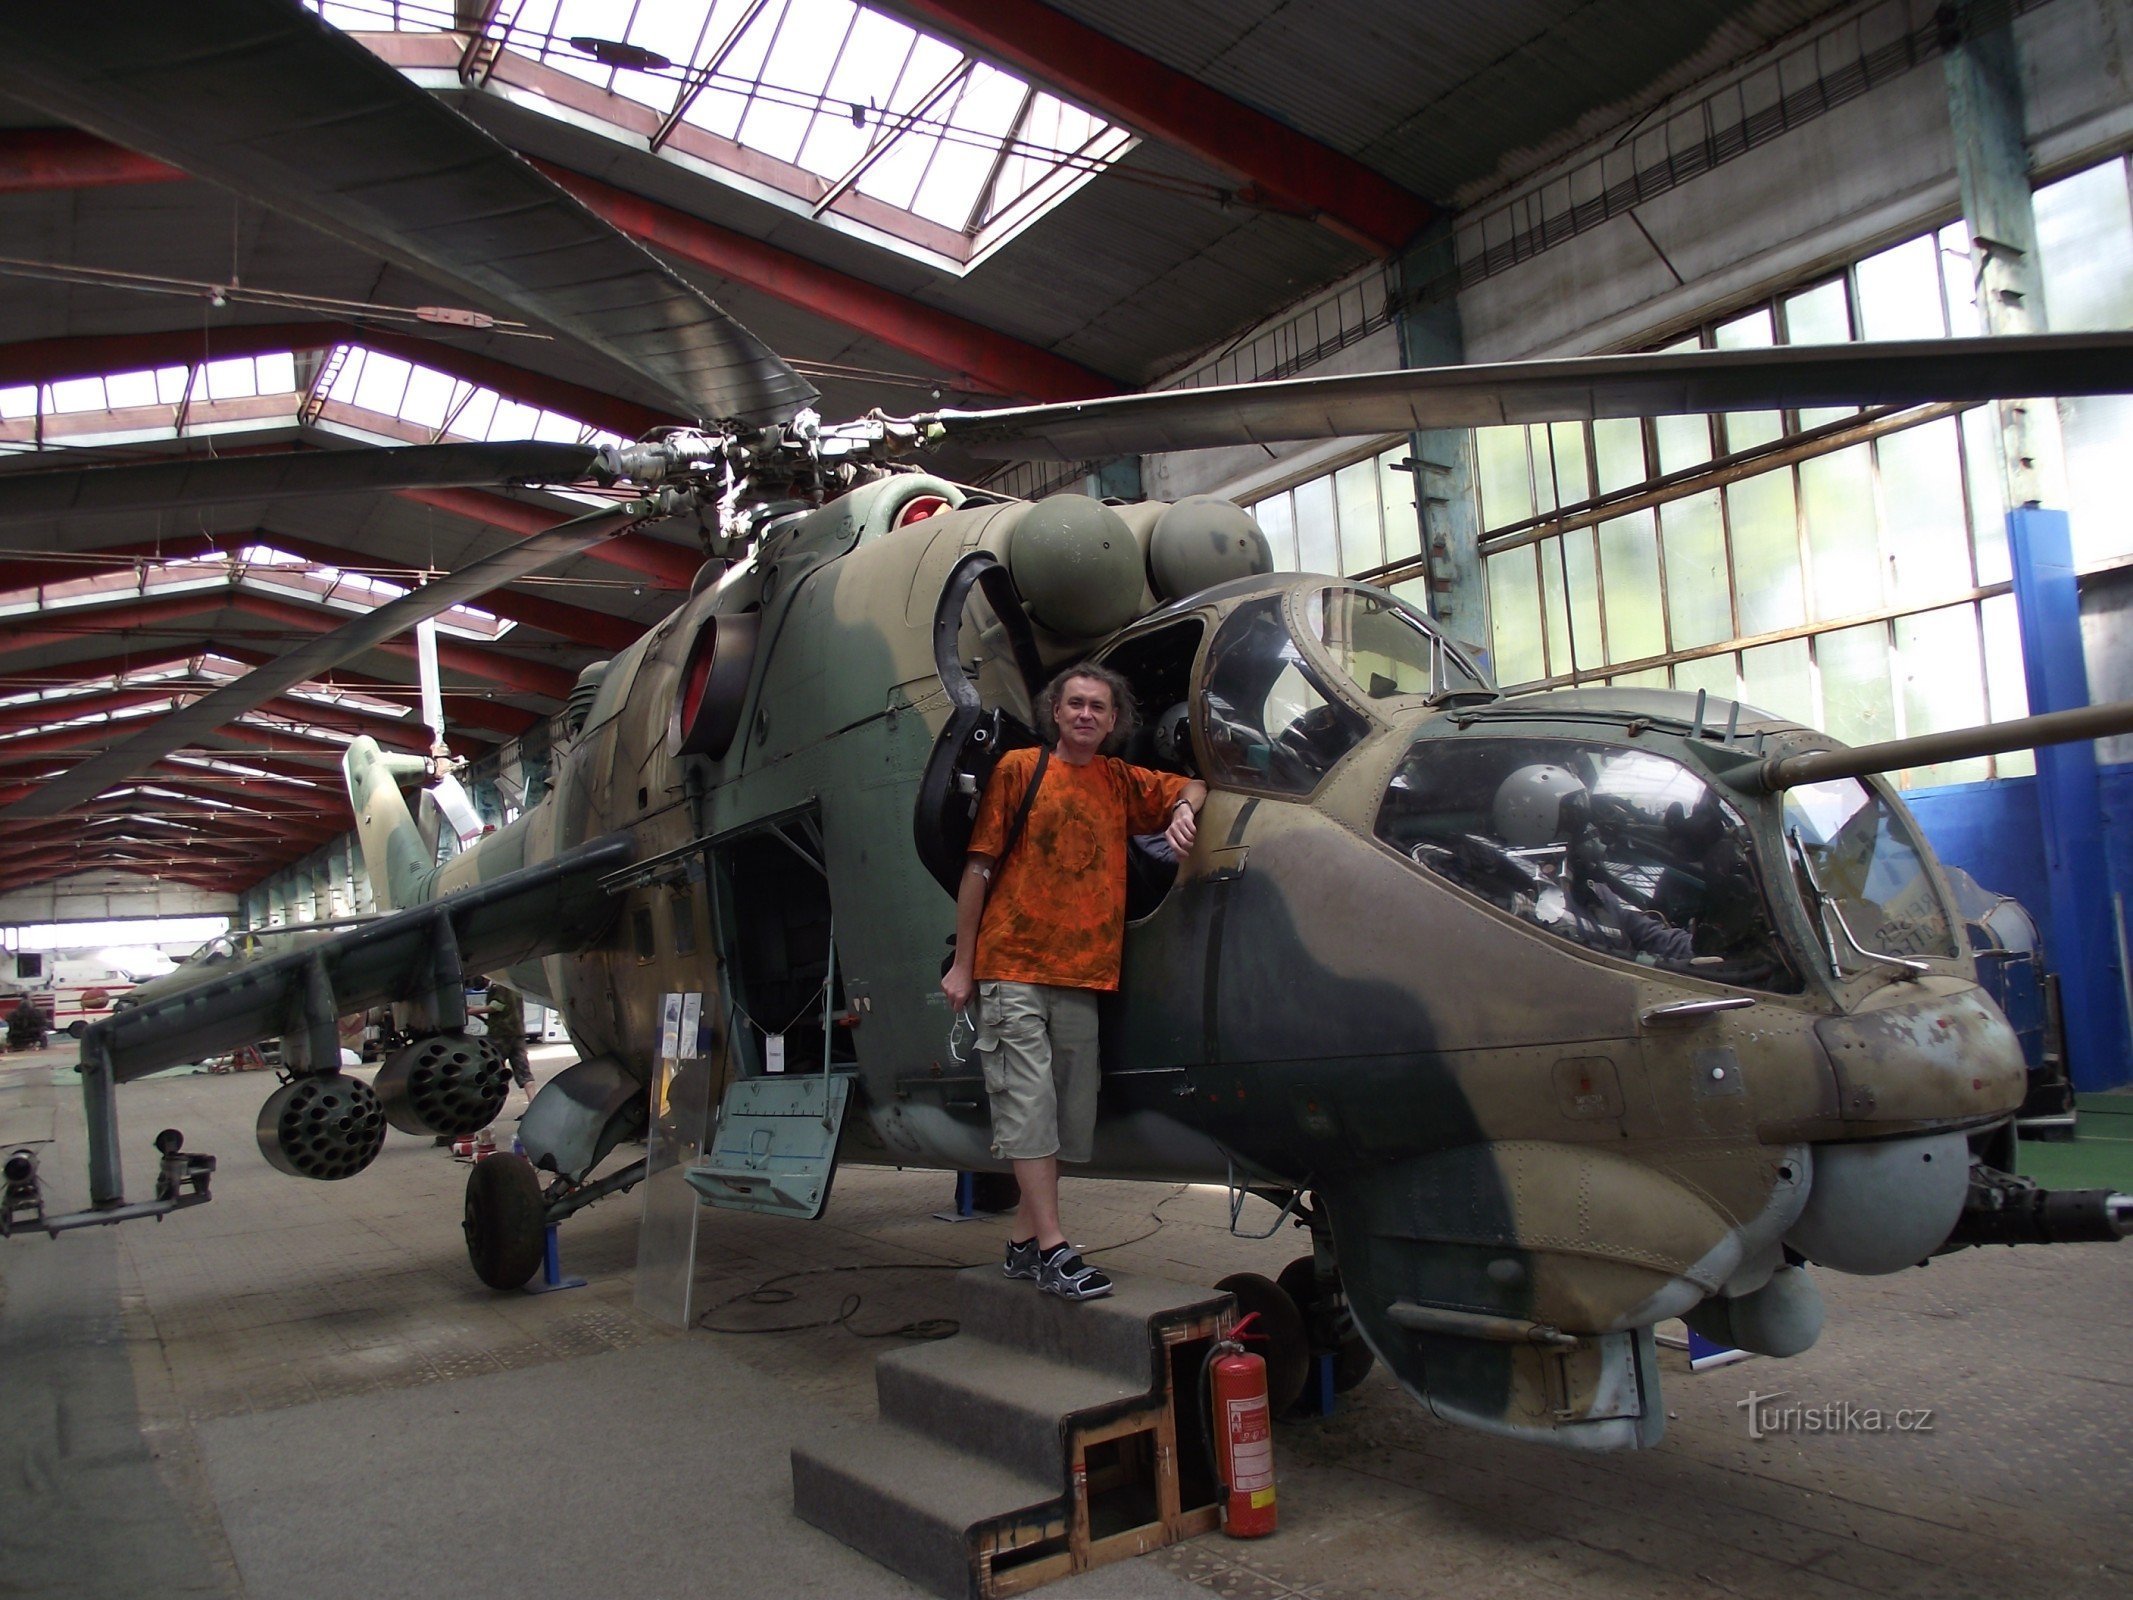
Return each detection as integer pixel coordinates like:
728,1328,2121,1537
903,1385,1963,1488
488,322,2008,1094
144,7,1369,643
79,834,631,1085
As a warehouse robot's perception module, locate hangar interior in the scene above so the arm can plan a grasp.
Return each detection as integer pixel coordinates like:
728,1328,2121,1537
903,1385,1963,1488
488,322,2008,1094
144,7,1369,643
4,3,2133,1599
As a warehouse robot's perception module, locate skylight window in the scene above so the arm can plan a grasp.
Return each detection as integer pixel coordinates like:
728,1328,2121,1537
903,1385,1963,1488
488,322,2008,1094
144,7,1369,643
319,345,624,449
309,0,1134,270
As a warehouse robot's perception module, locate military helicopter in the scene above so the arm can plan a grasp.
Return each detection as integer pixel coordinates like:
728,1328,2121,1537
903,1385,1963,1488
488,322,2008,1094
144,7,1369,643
7,0,2133,1453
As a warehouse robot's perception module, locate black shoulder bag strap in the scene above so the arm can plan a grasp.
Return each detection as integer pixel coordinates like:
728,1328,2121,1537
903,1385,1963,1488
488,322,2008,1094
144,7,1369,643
992,744,1051,882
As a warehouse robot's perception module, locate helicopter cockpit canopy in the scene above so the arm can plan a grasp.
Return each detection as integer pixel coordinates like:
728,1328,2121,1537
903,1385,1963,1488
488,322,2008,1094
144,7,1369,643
1375,736,1802,991
1781,776,1959,965
1194,581,1492,795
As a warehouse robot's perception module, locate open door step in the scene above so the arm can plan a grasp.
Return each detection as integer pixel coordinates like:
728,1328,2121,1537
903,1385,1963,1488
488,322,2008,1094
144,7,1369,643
791,1267,1232,1600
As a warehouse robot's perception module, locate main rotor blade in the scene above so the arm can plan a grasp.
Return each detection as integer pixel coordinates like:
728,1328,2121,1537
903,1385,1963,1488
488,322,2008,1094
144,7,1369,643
0,441,599,525
928,332,2133,460
0,499,656,821
0,1,815,425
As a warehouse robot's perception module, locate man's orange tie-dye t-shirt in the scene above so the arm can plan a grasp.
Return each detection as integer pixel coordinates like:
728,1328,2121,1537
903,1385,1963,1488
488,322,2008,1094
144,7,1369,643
968,746,1192,991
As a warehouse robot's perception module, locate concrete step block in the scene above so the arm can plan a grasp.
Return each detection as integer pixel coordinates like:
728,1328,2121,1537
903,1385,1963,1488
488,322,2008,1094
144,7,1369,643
791,1417,1061,1600
948,1266,1229,1390
876,1335,1144,1485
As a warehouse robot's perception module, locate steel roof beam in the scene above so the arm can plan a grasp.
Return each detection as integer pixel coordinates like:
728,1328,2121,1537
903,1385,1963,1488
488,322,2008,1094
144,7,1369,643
538,164,1118,403
879,0,1433,254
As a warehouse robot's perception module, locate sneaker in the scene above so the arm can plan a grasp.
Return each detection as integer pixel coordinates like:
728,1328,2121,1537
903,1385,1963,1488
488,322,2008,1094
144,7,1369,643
1037,1245,1113,1301
1004,1237,1041,1280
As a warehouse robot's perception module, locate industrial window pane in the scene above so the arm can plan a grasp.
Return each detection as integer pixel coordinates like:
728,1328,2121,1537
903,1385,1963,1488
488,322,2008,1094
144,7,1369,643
1672,652,1738,704
1740,636,1812,725
1814,621,1895,748
104,370,158,409
1727,470,1804,636
1874,419,1973,606
1528,426,1558,516
1560,531,1605,674
1653,411,1712,476
2061,393,2133,566
1714,307,1783,451
255,353,297,395
1938,222,1984,337
1963,406,2009,584
1598,510,1664,663
1295,476,1339,573
1378,446,1422,566
1799,444,1880,620
1781,278,1852,345
1610,666,1669,689
1659,490,1730,650
1539,537,1572,677
1894,605,1988,786
1980,594,2034,779
1487,550,1545,686
1255,492,1298,571
1334,459,1383,574
1475,426,1533,529
1548,422,1591,504
1593,417,1646,495
2034,158,2133,332
1854,235,1946,342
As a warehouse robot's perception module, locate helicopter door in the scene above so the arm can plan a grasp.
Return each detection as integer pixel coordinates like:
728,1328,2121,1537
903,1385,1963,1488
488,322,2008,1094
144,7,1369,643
912,551,1048,896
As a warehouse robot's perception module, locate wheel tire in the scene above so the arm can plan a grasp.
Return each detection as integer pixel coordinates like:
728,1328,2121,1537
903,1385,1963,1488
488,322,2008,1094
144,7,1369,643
1276,1255,1376,1394
463,1153,546,1290
1214,1271,1310,1415
66,1020,86,1039
967,1171,1021,1214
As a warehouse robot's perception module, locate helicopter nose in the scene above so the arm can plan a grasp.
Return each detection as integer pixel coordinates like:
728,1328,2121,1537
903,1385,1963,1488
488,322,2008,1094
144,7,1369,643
1811,981,2025,1127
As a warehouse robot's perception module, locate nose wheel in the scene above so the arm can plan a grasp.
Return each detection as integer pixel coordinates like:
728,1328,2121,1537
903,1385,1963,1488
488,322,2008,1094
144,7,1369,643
1276,1255,1376,1397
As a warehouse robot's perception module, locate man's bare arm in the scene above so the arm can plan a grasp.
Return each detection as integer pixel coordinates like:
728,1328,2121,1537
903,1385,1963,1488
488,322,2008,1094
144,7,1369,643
1164,780,1209,854
940,852,995,1012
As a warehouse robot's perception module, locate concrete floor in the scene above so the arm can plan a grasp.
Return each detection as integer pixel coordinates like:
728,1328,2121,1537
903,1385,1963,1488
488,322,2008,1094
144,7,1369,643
5,1042,2131,1600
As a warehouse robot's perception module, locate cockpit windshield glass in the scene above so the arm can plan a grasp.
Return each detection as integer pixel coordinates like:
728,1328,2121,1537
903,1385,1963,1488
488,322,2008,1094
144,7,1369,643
1782,778,1957,960
1201,595,1369,795
1309,586,1489,702
1375,736,1800,989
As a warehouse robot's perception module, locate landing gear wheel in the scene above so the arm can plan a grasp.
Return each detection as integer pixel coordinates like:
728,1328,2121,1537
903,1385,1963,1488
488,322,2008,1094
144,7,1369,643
1214,1271,1309,1415
463,1153,545,1290
968,1171,1020,1214
1277,1255,1376,1393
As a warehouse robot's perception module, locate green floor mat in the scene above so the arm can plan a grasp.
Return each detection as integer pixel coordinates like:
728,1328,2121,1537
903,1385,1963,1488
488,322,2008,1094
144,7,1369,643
2019,1093,2133,1190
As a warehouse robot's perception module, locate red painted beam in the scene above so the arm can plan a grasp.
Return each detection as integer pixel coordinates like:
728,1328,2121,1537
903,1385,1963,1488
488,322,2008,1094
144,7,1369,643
539,165,1117,404
0,127,188,194
0,685,179,735
396,486,700,591
882,0,1432,255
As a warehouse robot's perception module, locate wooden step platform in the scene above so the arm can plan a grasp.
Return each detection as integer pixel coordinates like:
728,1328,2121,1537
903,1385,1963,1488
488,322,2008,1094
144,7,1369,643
791,1267,1232,1599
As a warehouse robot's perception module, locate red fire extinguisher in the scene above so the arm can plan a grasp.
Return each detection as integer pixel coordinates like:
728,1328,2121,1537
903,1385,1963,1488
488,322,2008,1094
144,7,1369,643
1202,1311,1278,1538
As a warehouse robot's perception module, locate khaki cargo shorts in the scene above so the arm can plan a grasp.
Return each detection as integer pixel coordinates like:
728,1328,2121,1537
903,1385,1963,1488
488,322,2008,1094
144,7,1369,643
973,980,1100,1163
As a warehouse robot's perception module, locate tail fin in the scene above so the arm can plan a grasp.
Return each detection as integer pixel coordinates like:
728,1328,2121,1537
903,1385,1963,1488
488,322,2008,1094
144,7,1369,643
343,736,439,911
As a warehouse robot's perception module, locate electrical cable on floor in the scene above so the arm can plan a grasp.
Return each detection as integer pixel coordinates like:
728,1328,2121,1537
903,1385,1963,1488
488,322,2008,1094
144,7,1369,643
692,1182,1193,1340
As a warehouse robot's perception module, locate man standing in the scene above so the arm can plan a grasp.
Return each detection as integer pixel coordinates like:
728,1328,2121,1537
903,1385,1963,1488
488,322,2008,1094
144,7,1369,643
941,665,1205,1300
484,982,537,1113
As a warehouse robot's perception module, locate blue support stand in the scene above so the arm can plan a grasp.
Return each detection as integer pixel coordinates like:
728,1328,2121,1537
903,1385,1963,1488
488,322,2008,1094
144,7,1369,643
930,1171,981,1224
2008,507,2129,1089
523,1223,587,1295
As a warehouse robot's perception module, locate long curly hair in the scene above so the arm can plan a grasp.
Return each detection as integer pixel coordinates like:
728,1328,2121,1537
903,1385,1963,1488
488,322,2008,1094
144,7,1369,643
1038,662,1137,752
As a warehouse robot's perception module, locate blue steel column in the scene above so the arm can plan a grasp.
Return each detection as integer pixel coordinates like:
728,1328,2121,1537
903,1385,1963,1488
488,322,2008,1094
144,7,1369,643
1946,1,2128,1087
2009,508,2127,1086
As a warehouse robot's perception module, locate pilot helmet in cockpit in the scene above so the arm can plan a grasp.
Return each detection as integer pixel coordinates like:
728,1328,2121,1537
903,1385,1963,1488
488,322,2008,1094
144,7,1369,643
1492,763,1590,848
